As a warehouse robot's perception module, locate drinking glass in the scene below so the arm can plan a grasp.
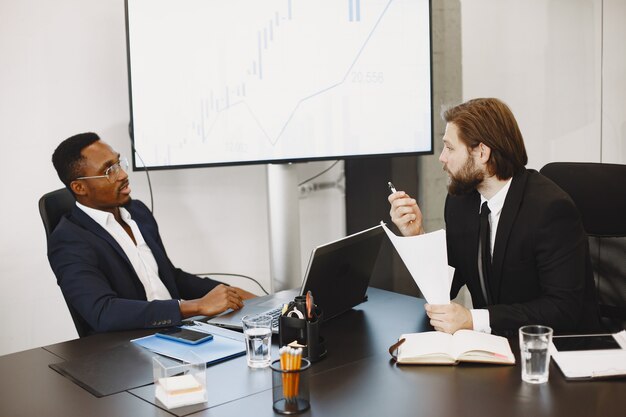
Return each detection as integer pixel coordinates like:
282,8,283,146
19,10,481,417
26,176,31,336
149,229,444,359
519,325,553,384
242,314,272,368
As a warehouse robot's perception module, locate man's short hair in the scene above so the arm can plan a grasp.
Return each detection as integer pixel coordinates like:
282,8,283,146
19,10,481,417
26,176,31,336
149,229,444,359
442,98,528,180
52,132,101,188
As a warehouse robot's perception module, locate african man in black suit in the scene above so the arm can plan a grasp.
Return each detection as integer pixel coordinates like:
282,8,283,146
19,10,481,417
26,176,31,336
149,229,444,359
49,133,255,334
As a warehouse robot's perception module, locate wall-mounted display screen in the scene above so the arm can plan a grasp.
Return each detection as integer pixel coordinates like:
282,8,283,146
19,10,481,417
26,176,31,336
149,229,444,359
125,0,432,169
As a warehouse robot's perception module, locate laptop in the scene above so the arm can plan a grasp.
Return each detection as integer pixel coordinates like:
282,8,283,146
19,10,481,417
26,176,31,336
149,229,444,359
207,224,385,332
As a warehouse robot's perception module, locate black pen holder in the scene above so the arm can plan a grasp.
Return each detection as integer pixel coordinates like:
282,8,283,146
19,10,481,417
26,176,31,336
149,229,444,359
278,307,326,363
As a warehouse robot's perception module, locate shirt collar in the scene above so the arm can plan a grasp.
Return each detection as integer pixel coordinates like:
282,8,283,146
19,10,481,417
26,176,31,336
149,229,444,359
76,202,132,228
480,177,513,215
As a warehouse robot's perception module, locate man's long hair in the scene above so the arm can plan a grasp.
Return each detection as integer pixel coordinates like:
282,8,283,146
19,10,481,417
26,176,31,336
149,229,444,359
442,98,528,179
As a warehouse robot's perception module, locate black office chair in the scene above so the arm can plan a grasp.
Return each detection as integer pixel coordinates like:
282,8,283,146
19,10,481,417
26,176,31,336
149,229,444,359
38,188,91,337
540,162,626,331
39,188,75,240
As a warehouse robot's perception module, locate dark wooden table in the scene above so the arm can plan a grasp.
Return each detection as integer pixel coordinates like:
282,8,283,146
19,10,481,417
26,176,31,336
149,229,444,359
1,288,623,417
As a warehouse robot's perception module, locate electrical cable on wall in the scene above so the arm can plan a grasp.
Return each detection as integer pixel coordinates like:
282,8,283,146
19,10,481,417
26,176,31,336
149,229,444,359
299,161,345,198
129,122,155,213
134,149,154,213
298,160,340,186
196,273,269,295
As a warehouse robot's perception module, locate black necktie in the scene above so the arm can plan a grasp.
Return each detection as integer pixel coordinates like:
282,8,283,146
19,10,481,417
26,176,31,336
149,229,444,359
479,201,492,304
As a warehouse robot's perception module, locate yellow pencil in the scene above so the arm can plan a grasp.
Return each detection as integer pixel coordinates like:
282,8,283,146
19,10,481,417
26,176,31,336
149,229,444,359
280,346,288,399
288,347,295,399
294,348,302,400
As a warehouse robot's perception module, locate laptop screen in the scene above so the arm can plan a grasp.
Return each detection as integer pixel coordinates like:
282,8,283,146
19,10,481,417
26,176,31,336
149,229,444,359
300,224,385,321
205,224,385,331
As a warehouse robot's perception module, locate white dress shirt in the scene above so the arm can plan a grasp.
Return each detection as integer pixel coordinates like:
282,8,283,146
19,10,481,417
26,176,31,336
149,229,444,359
76,202,173,301
470,178,513,333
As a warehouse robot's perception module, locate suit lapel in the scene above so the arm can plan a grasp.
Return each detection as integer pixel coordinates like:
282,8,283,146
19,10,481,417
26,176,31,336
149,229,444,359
491,170,529,303
70,206,135,272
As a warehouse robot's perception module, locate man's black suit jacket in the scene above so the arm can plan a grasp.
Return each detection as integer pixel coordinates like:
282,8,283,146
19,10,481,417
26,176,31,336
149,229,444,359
445,169,600,334
48,200,221,334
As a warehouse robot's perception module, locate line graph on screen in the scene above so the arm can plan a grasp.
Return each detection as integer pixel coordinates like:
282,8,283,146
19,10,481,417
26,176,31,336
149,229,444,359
127,0,431,168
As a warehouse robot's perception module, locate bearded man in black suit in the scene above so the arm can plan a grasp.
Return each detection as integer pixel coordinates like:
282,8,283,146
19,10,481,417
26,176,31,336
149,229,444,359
389,98,600,335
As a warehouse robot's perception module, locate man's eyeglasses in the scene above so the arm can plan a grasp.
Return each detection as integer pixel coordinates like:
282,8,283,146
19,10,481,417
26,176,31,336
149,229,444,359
75,157,129,183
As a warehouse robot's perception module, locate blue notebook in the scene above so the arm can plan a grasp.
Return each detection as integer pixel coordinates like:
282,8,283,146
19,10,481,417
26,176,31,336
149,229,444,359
132,323,246,365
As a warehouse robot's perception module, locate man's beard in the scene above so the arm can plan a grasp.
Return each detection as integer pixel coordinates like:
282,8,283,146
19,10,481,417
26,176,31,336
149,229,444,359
445,157,484,196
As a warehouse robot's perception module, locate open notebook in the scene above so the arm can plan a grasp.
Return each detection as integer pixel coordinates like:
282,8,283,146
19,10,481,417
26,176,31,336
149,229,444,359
390,330,515,365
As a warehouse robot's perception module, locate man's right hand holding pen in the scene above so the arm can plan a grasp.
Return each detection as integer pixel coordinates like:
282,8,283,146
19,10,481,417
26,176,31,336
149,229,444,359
389,185,473,335
388,188,425,237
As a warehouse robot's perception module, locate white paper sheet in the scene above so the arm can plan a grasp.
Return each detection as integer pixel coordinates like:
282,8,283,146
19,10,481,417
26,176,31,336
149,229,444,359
381,222,453,304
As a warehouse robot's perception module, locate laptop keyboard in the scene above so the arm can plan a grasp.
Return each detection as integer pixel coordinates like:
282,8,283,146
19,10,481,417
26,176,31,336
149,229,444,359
262,306,282,331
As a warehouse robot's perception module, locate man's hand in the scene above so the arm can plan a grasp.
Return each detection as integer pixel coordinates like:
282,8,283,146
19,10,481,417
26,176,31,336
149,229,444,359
180,284,244,318
425,302,473,334
232,286,256,300
388,191,425,236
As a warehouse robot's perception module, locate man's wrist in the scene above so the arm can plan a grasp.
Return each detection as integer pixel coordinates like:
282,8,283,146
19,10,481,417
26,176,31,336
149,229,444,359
179,299,198,318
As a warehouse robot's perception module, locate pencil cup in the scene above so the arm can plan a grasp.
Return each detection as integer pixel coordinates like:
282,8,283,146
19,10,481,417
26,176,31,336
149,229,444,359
279,307,326,362
270,358,311,415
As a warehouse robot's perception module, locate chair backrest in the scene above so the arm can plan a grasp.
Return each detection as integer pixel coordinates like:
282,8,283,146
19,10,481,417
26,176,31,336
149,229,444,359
38,188,91,337
540,162,626,237
38,188,76,241
540,162,626,331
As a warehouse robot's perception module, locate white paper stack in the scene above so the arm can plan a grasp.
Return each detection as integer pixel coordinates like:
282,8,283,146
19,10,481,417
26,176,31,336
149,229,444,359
156,374,206,409
381,223,453,304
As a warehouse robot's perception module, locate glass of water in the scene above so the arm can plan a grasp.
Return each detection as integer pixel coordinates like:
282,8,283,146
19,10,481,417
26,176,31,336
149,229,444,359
242,314,273,368
519,325,553,384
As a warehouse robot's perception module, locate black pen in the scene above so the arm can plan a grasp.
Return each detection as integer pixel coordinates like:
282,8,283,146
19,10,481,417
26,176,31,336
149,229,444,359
389,181,413,224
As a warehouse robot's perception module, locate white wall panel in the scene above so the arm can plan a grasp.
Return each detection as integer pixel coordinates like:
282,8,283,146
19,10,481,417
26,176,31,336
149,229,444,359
602,0,626,163
461,0,603,169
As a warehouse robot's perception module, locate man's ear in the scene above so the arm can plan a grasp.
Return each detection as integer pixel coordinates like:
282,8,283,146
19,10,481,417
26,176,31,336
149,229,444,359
478,142,491,164
70,180,87,196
